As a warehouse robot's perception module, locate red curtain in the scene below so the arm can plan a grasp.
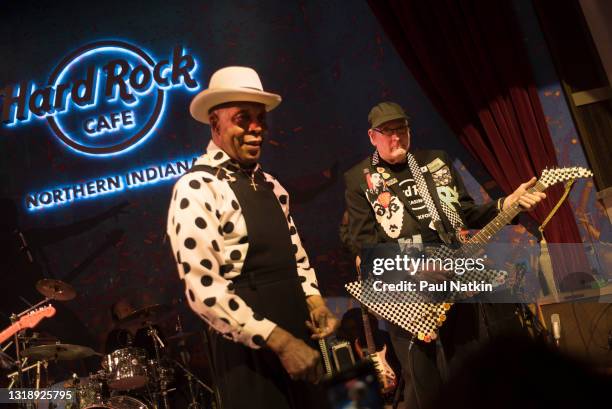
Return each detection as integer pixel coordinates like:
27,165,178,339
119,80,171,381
367,0,588,276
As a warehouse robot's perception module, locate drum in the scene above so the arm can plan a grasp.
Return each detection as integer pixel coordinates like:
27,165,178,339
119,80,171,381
147,358,174,389
83,395,150,409
76,372,107,408
37,375,106,409
36,380,73,409
102,348,148,390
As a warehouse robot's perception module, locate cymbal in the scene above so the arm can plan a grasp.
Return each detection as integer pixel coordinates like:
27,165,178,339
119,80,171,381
116,304,175,329
36,279,76,301
166,331,197,341
22,344,99,361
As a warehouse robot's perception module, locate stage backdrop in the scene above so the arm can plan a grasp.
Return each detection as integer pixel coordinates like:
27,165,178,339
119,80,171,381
1,0,607,356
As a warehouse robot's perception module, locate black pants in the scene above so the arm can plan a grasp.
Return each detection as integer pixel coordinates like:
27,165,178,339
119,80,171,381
389,303,527,409
210,275,324,409
388,304,485,409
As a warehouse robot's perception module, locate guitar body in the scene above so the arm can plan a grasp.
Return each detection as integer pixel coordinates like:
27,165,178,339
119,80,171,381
353,261,398,397
354,339,397,395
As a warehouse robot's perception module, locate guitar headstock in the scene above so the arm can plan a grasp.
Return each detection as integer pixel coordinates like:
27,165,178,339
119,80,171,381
538,167,593,188
20,305,56,329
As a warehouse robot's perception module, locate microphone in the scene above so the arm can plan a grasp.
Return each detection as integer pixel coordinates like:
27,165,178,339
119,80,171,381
551,313,561,347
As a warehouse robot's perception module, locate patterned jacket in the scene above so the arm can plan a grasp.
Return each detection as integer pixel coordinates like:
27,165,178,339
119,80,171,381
167,141,320,349
344,149,503,252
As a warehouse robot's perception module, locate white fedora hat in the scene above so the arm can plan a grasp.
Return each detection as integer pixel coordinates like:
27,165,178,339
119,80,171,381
190,66,282,124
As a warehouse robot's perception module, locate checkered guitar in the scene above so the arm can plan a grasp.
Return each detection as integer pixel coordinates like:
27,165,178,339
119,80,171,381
346,166,593,343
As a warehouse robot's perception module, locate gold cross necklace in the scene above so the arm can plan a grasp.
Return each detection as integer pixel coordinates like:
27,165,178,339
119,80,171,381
240,167,258,191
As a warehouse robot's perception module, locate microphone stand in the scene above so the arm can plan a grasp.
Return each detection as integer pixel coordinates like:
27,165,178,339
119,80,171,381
15,229,34,263
148,324,170,409
170,358,214,409
9,314,24,391
170,319,212,409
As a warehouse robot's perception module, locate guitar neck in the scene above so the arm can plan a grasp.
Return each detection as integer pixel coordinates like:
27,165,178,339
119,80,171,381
357,265,377,355
0,323,20,344
0,306,56,345
360,305,377,355
465,183,545,248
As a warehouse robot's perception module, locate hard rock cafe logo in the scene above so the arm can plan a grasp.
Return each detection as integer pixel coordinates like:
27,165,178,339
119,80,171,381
0,40,200,156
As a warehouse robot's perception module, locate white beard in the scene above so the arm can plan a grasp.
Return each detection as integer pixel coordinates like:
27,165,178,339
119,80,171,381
387,147,407,163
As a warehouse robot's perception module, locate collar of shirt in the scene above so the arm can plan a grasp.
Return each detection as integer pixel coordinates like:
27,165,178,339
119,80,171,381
197,140,262,174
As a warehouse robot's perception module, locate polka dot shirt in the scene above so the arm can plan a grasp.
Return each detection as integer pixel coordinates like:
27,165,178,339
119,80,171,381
167,141,321,349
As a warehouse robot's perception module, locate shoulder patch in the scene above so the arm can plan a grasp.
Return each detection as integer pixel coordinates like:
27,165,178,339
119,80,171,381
426,157,445,173
431,165,452,186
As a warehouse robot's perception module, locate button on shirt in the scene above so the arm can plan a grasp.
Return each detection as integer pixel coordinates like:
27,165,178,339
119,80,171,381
167,141,321,349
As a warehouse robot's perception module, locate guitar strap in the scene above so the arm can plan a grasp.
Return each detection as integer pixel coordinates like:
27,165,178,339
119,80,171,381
405,153,464,244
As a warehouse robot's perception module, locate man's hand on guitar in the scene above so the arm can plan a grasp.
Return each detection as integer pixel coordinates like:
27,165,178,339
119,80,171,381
504,177,546,211
305,295,340,339
266,326,323,383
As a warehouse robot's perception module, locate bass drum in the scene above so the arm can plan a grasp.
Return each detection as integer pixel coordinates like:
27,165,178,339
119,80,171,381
84,395,150,409
102,347,149,390
36,380,73,409
37,376,106,409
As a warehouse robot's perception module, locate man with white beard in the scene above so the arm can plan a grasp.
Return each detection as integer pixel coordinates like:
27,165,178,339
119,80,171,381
343,102,545,408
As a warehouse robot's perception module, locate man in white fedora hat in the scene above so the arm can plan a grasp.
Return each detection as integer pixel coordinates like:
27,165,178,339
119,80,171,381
167,66,338,408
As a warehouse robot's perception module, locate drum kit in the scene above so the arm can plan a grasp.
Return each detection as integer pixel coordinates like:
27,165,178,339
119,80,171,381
1,279,213,409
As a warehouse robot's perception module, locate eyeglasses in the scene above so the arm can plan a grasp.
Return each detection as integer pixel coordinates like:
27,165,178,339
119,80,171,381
372,124,409,136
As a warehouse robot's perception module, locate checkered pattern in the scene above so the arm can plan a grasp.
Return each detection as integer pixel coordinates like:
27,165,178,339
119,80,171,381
345,261,507,343
539,167,593,189
345,278,448,343
405,153,464,235
372,150,380,166
439,201,463,231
